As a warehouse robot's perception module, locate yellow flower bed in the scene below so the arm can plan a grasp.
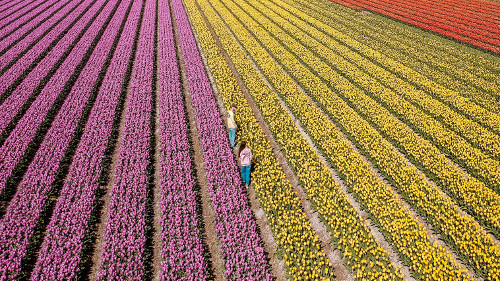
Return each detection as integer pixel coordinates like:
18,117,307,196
266,0,500,162
201,0,476,279
187,0,405,279
209,0,500,278
182,0,334,279
280,0,500,114
262,0,500,186
283,0,500,115
245,0,500,237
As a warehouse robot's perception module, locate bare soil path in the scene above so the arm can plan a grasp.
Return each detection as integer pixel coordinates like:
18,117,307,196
151,36,162,280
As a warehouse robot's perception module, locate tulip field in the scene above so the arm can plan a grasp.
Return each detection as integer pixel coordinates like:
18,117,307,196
0,0,499,279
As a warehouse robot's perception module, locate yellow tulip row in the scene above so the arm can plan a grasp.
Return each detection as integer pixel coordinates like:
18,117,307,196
283,0,500,115
244,0,500,236
263,0,500,162
203,0,474,279
182,0,334,279
188,0,406,279
212,0,500,278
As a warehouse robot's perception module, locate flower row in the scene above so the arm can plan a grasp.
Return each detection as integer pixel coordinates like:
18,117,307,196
330,0,500,53
0,0,96,139
0,0,87,86
0,0,118,279
0,0,104,196
183,0,336,279
269,0,500,164
294,0,500,114
287,0,500,117
196,0,406,278
352,0,500,41
0,0,55,43
96,0,156,278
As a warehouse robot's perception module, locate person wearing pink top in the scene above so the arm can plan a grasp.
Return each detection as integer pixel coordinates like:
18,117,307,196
238,141,252,188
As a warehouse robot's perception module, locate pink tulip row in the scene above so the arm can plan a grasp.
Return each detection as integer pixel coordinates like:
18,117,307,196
0,0,31,21
172,0,272,279
157,0,208,279
97,0,156,279
0,0,103,197
0,0,119,279
0,0,81,73
29,0,138,279
0,0,49,33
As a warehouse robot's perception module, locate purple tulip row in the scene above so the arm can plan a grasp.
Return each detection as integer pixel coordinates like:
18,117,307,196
30,0,137,279
0,0,118,279
0,0,104,196
0,0,51,33
96,0,155,279
172,0,272,279
157,0,208,279
0,0,78,71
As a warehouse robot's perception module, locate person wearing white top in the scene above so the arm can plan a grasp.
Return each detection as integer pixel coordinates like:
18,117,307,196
227,104,237,148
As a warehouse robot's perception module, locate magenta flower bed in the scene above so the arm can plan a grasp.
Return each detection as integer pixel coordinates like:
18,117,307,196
96,0,155,279
172,0,272,279
0,0,118,279
157,0,208,279
0,0,105,196
30,0,138,279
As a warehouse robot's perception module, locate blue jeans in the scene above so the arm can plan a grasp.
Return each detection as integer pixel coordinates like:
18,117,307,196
228,128,236,147
241,165,251,185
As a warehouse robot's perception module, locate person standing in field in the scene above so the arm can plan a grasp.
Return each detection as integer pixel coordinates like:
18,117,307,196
239,141,252,189
227,104,237,148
